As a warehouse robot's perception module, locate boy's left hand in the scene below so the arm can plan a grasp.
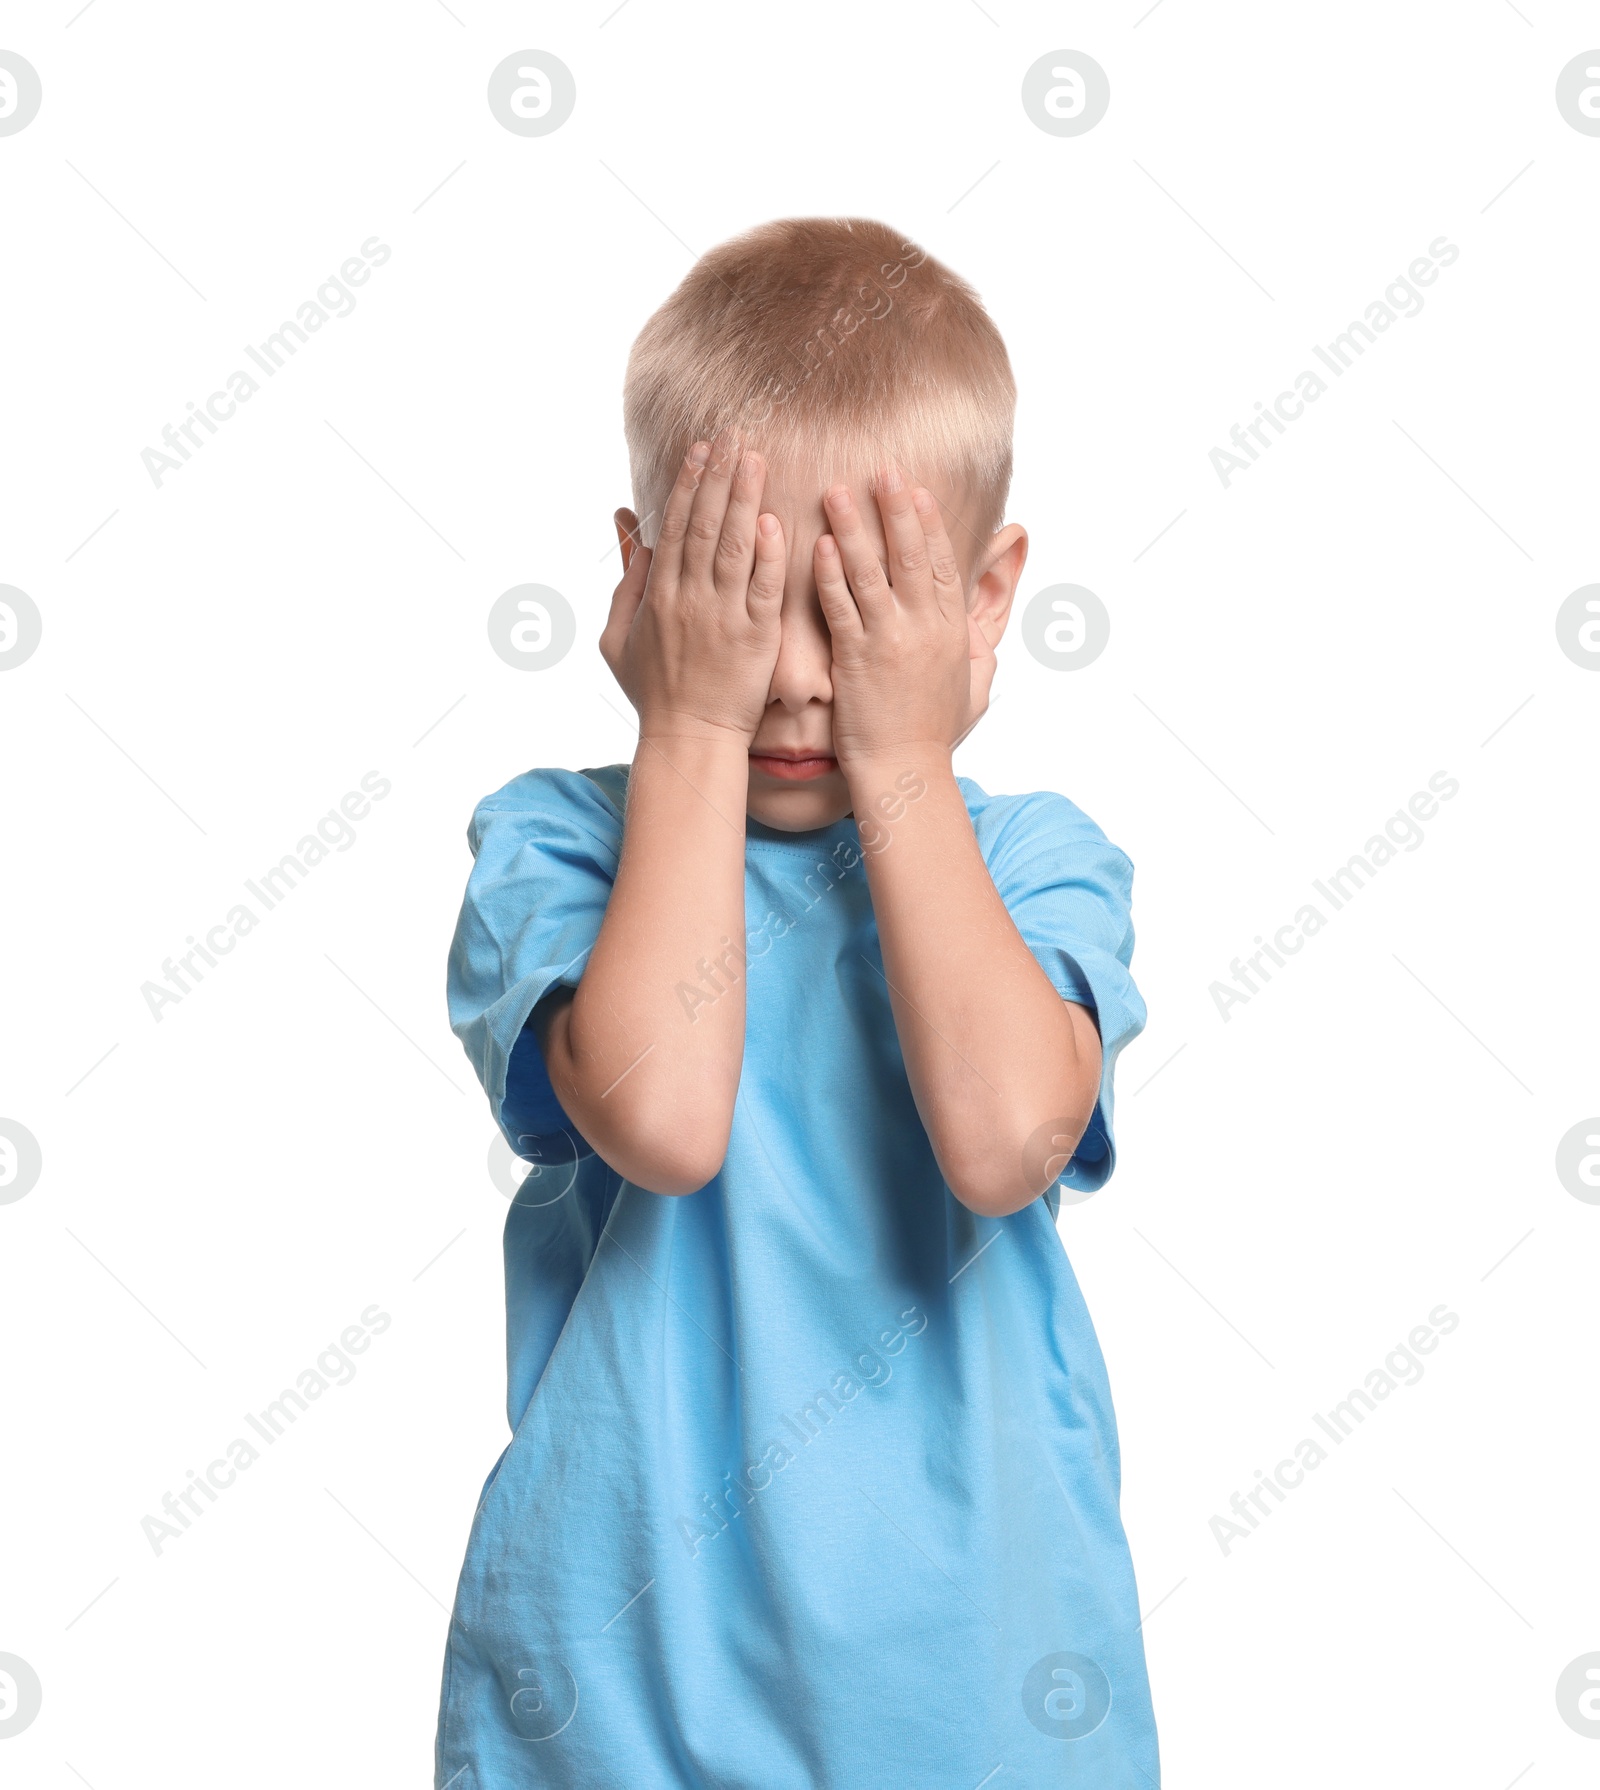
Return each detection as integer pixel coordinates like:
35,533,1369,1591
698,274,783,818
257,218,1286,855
813,470,975,777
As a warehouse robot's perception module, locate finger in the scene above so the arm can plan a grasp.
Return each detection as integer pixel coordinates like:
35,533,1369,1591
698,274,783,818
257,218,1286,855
713,449,767,601
614,507,645,578
600,513,651,669
822,484,894,621
873,463,932,605
912,487,965,616
747,511,786,621
680,427,741,585
652,442,712,592
813,533,864,641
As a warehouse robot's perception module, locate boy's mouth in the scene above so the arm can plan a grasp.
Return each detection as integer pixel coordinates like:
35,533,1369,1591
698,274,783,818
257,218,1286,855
748,749,839,782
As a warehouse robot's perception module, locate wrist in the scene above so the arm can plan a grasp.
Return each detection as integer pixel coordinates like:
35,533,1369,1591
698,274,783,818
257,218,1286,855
841,743,956,794
843,749,957,846
637,710,755,751
631,723,751,800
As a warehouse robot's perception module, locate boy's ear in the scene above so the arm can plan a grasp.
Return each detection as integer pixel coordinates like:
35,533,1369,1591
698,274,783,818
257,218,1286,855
615,507,643,574
968,524,1028,648
957,524,1029,746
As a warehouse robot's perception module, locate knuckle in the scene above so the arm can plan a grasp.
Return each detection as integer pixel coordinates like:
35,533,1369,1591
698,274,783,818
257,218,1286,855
687,511,722,546
713,531,748,572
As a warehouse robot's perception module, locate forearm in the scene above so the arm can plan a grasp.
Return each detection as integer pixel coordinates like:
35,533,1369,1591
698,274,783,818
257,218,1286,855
543,731,750,1194
849,753,1101,1216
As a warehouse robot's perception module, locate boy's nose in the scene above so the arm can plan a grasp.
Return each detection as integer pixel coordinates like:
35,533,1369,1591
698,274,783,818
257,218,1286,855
766,584,834,714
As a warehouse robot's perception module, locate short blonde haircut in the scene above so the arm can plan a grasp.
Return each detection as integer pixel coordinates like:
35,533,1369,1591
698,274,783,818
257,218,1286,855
623,217,1016,547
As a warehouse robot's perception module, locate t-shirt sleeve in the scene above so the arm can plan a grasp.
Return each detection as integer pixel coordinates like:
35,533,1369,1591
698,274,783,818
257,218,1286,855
446,769,622,1156
984,792,1147,1207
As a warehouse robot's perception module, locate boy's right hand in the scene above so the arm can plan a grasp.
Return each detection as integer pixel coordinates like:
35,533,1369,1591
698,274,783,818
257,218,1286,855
601,430,786,743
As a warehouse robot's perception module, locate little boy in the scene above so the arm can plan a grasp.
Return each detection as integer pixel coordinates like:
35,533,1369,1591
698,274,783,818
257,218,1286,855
437,218,1158,1787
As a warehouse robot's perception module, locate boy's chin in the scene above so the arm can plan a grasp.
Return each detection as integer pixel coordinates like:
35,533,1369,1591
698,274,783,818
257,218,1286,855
745,777,854,834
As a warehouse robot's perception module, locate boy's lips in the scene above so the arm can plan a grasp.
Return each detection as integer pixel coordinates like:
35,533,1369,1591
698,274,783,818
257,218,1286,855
749,749,839,782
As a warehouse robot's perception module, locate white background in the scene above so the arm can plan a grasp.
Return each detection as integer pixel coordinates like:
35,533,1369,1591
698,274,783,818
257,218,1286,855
2,2,1597,1785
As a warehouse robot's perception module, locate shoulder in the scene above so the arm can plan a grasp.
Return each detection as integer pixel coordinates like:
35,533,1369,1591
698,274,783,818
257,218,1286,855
957,778,1134,886
467,765,629,859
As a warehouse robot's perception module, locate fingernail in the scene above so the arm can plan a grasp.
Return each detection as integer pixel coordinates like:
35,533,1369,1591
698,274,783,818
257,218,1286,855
880,464,903,494
817,535,837,557
758,512,779,537
688,442,711,466
913,487,936,514
740,451,760,481
825,485,851,511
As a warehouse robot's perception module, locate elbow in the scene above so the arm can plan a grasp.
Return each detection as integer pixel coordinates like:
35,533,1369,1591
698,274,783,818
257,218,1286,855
549,1032,733,1194
586,1113,731,1197
940,1109,1092,1219
945,1176,1041,1220
632,1141,727,1198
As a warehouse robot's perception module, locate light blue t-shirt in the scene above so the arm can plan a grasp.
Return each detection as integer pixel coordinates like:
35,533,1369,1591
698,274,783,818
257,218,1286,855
436,764,1158,1788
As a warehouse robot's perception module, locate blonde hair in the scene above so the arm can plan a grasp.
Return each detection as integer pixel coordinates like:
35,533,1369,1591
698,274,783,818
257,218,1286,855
623,217,1016,546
